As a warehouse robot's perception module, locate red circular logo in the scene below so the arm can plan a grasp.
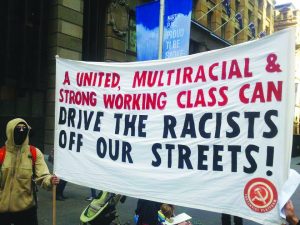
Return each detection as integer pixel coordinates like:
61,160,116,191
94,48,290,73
244,178,278,213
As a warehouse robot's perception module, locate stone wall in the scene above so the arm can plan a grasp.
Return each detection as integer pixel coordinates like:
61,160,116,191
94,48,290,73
44,0,84,154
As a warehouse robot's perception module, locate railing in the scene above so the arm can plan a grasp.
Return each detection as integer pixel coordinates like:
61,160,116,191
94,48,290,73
274,18,298,26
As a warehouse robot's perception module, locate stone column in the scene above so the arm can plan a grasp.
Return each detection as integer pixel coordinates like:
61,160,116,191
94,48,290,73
194,0,208,25
44,0,84,154
239,0,249,42
213,0,223,36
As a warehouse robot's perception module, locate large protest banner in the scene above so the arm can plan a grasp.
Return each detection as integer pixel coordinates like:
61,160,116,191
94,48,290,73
54,28,295,224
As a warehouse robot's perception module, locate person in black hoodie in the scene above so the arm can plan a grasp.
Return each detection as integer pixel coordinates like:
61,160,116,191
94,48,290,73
135,199,161,225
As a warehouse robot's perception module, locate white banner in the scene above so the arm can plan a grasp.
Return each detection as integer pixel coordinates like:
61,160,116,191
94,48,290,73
54,28,295,225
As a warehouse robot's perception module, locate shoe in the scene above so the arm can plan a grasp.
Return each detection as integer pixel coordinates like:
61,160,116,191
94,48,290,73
56,195,65,201
85,196,94,201
61,195,68,200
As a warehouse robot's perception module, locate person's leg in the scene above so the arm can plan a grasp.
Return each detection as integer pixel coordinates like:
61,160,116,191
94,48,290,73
12,207,38,225
233,216,243,225
91,188,97,198
221,213,231,225
86,188,97,201
0,212,13,225
56,179,67,200
61,180,67,195
57,180,67,193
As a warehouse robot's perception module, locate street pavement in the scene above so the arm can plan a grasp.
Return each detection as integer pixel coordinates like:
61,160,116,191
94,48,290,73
37,156,300,225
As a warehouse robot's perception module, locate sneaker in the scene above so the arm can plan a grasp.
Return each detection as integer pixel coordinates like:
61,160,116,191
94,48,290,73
85,196,93,201
56,195,65,201
61,195,68,200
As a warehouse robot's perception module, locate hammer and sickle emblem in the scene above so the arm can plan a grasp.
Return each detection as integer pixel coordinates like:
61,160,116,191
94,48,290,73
251,187,268,204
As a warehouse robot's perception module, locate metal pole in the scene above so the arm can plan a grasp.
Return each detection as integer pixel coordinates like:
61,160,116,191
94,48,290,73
213,17,230,33
213,9,244,33
196,0,223,22
158,0,165,59
228,25,247,41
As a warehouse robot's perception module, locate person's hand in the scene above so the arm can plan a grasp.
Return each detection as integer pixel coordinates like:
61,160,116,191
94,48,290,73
51,175,60,185
285,200,299,225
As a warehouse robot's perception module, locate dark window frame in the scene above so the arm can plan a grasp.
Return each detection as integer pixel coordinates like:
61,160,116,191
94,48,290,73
82,0,108,61
126,9,137,55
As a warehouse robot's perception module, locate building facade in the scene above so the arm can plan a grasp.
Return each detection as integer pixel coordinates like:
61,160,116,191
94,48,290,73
194,0,274,44
0,0,275,153
274,2,300,156
274,3,300,136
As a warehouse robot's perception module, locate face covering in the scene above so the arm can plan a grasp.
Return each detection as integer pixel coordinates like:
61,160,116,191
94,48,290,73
14,122,29,145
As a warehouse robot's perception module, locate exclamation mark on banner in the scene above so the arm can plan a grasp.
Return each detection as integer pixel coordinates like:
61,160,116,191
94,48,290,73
266,146,274,176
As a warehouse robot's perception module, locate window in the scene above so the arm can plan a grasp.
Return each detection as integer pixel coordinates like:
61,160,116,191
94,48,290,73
126,10,136,54
235,0,240,13
207,11,213,30
0,0,47,87
248,9,253,23
266,2,271,17
257,19,261,33
221,19,227,39
234,28,239,44
82,0,108,61
192,0,199,19
294,11,298,17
